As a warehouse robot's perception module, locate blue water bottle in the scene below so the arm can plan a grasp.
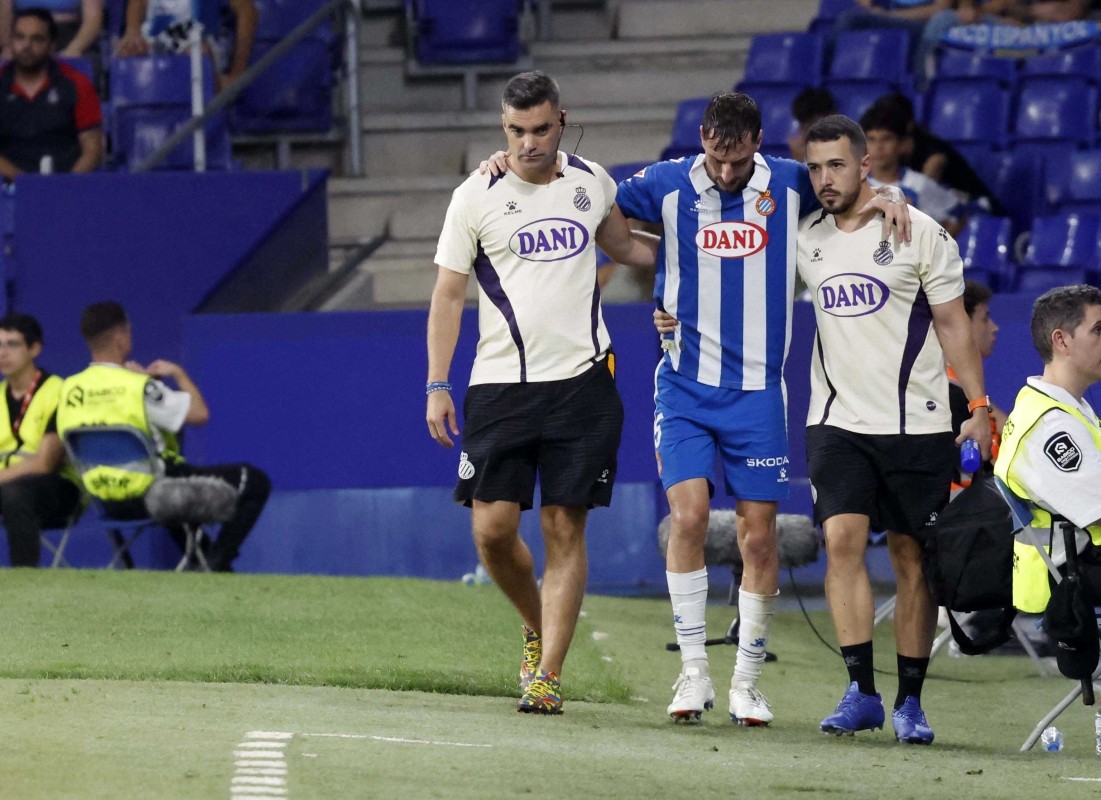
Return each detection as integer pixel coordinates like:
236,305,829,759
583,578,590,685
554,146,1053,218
960,438,981,473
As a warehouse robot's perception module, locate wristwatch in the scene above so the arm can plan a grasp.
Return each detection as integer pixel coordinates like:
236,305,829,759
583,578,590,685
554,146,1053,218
967,395,991,413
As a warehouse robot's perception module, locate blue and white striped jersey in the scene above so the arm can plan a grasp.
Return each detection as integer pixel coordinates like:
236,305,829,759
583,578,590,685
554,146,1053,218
616,153,819,390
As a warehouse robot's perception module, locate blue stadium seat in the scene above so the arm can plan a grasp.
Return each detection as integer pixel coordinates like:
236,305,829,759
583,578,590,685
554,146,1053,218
406,0,524,65
1023,212,1101,270
109,55,233,170
934,49,1016,87
1017,212,1101,293
754,84,803,159
231,39,333,132
58,56,94,82
1059,149,1101,216
827,81,896,124
231,0,336,132
1019,43,1101,85
971,149,1045,239
957,214,1013,291
660,97,709,161
828,29,912,86
1013,76,1096,149
925,78,1010,153
738,32,825,90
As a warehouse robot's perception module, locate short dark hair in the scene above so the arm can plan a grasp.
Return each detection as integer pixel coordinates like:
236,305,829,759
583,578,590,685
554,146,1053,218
963,280,993,318
0,313,43,347
859,102,908,139
14,8,58,43
501,71,560,112
701,92,761,149
792,87,837,126
805,114,867,158
80,301,128,343
1030,284,1101,363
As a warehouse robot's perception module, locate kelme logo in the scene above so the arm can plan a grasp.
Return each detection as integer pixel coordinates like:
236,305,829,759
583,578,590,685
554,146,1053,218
695,221,769,258
509,218,589,262
817,273,890,317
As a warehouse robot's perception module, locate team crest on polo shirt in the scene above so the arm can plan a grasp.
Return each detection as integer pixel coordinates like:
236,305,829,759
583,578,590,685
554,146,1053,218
872,240,894,265
754,190,776,216
573,187,591,212
1044,431,1082,472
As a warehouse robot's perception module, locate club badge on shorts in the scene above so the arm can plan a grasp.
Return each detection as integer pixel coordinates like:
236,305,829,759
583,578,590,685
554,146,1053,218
458,451,476,480
754,190,776,216
873,240,894,266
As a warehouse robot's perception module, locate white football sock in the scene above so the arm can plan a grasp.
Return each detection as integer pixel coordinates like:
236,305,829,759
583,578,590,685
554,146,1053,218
668,568,709,666
732,588,778,685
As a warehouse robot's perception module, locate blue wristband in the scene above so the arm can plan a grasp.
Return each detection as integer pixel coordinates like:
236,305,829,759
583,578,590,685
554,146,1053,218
426,381,452,395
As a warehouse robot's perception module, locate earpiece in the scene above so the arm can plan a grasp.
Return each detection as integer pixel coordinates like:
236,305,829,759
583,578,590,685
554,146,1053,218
560,112,566,128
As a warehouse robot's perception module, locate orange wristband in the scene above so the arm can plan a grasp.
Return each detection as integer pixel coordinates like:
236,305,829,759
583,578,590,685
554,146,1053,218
967,395,991,413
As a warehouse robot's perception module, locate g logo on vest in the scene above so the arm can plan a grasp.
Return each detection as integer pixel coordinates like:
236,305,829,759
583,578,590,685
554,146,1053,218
1044,431,1082,472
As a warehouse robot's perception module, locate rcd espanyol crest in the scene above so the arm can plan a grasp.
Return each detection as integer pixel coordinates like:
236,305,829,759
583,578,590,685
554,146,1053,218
872,240,894,266
573,187,591,212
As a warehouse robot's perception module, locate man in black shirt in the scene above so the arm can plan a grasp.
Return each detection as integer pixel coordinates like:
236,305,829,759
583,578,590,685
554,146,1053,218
0,8,102,179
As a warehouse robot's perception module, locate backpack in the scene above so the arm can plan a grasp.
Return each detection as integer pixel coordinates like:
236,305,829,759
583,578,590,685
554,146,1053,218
922,472,1017,655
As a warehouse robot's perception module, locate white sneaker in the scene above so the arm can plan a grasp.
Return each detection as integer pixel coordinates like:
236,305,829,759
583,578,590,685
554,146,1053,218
667,666,715,722
729,682,773,726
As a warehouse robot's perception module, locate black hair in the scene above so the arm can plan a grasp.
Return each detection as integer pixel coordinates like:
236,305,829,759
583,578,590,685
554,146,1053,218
963,280,993,318
805,114,867,158
13,8,58,43
858,102,909,139
501,71,560,112
792,87,838,126
1030,284,1101,363
80,301,128,343
0,312,43,347
700,92,761,149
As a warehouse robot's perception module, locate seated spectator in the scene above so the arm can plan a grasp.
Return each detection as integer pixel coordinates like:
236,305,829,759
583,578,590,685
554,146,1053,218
788,87,838,163
0,0,103,58
860,101,965,235
869,92,995,213
0,7,102,179
994,284,1101,614
0,313,81,567
115,0,258,91
57,301,271,572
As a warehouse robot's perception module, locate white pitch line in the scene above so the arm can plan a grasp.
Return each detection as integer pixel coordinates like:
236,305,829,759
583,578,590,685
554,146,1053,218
300,733,491,749
236,760,287,769
1064,778,1101,782
233,732,294,799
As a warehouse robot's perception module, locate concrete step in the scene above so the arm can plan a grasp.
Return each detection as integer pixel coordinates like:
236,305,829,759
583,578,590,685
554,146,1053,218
359,105,672,177
616,0,818,38
327,177,457,243
321,253,478,310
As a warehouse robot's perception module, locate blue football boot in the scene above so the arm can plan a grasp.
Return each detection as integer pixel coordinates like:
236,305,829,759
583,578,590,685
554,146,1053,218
892,696,934,745
820,681,885,735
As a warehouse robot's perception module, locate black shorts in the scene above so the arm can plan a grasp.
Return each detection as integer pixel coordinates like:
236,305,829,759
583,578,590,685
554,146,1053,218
455,359,623,510
806,424,955,536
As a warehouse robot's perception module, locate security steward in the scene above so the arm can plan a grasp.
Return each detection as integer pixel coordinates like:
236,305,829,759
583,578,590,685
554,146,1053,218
0,313,81,567
0,8,103,180
58,301,270,572
994,285,1101,615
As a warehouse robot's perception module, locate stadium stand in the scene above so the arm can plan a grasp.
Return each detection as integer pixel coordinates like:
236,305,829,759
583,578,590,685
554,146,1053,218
924,77,1010,163
108,54,234,170
933,49,1017,88
737,31,825,91
1012,75,1096,154
405,0,524,64
1016,212,1101,293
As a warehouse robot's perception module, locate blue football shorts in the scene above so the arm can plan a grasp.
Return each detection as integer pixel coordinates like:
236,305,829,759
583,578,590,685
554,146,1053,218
653,361,790,500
